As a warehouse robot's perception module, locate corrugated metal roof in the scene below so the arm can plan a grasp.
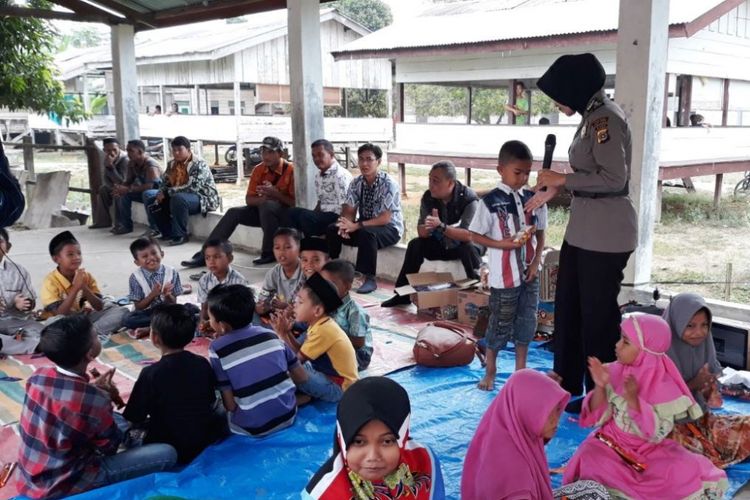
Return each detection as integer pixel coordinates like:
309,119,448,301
338,0,725,53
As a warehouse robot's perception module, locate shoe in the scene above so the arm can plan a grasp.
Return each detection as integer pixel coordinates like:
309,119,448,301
111,226,133,235
381,294,411,307
189,271,206,281
88,224,110,229
168,236,189,246
181,255,205,268
252,255,276,265
140,228,161,238
565,397,584,414
356,277,377,294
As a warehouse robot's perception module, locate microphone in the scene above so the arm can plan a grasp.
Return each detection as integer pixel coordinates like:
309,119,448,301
542,134,556,170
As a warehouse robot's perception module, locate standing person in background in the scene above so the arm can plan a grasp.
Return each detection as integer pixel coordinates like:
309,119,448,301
528,53,637,413
90,138,128,230
288,139,352,237
504,81,530,125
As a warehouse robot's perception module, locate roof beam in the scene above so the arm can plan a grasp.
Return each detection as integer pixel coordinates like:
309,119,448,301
81,0,157,29
0,5,112,23
673,0,745,37
152,0,285,26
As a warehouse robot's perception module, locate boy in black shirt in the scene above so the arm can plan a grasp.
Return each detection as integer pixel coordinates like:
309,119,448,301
123,304,227,463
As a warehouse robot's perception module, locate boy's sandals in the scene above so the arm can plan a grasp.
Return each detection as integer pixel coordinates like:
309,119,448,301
189,271,206,282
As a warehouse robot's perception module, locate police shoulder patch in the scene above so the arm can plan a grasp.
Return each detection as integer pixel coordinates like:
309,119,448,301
592,116,609,144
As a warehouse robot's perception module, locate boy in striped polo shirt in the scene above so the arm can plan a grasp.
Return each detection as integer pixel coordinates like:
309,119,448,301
469,140,547,391
207,284,306,436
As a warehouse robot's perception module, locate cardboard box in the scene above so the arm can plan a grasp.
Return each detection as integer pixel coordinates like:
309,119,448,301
537,301,554,333
457,289,490,327
394,272,477,311
422,304,458,321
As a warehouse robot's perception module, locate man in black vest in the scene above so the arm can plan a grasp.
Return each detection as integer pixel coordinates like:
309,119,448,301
381,161,482,307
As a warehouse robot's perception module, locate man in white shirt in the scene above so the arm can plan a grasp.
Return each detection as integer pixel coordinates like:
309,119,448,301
288,139,352,237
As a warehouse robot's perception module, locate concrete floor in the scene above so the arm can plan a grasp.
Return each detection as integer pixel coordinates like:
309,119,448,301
5,224,270,299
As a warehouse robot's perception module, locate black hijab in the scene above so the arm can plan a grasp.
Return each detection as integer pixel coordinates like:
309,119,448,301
536,53,606,114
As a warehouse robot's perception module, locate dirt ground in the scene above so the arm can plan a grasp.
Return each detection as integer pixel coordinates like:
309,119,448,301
9,150,750,304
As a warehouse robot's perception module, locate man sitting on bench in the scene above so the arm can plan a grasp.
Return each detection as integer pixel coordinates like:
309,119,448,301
382,161,482,307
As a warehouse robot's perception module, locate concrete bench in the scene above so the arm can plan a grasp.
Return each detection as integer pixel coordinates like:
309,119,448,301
132,204,468,282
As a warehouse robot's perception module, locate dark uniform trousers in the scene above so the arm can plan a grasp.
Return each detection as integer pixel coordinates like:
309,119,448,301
208,201,289,257
553,241,632,396
394,237,481,287
326,223,400,278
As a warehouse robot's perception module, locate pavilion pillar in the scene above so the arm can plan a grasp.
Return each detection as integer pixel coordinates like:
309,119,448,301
615,0,669,290
288,0,324,209
233,54,244,186
110,24,139,144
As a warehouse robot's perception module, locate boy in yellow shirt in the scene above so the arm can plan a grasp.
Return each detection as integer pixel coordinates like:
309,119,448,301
41,231,126,338
272,272,357,402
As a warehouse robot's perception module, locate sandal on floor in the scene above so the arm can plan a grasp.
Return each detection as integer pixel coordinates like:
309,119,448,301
189,271,206,282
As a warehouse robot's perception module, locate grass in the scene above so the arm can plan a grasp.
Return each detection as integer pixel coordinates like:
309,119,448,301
9,152,750,303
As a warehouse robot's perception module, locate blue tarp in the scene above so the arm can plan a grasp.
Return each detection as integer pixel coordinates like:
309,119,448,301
47,346,750,499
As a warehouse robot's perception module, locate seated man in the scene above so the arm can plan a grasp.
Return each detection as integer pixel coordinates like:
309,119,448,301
382,160,481,307
89,138,128,229
182,136,294,267
288,139,352,237
111,140,162,235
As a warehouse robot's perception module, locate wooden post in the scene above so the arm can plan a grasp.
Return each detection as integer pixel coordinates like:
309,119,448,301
214,143,220,166
713,173,724,210
467,86,473,124
662,73,670,126
398,162,407,197
466,167,472,187
676,75,692,127
721,78,730,126
22,137,35,182
85,138,104,220
724,262,733,301
509,80,518,125
526,88,531,125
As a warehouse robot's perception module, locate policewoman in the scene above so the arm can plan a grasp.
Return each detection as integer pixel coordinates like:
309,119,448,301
528,53,637,412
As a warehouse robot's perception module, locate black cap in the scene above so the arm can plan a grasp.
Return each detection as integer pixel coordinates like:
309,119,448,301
49,230,78,256
260,136,285,152
300,237,329,254
305,272,343,314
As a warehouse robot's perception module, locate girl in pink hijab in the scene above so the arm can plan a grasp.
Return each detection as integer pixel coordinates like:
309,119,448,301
563,313,728,499
462,369,609,500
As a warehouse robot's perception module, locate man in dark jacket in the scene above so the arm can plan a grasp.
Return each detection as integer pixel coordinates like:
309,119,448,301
381,160,482,307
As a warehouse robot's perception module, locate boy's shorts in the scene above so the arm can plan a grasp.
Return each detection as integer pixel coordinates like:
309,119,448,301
485,276,540,352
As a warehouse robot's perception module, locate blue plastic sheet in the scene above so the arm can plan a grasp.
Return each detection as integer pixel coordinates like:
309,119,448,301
27,345,750,499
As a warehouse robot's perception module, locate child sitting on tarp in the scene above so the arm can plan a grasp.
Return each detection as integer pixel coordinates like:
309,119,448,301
40,231,126,339
304,377,445,499
122,237,183,338
16,315,176,499
321,259,373,371
197,239,248,336
462,369,610,500
256,228,304,318
563,313,727,499
272,273,358,403
123,304,228,463
0,227,43,354
208,284,306,435
664,292,750,468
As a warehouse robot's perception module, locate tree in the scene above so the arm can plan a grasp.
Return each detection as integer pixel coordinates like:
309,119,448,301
329,0,393,32
0,0,87,123
57,26,103,52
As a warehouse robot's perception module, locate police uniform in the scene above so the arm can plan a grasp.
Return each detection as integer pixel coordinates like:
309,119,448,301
555,91,638,397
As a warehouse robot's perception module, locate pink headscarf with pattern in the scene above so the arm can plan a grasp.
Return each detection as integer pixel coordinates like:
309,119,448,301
608,313,697,408
461,369,570,500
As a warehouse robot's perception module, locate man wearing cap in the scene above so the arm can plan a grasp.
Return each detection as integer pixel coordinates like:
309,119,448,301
181,136,294,267
89,138,129,230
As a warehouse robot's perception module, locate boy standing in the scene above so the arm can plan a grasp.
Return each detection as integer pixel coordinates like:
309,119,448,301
207,284,306,436
123,304,227,463
40,231,126,338
197,239,249,334
469,140,546,391
0,227,43,354
122,238,183,334
17,315,176,498
320,259,373,371
273,273,358,403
